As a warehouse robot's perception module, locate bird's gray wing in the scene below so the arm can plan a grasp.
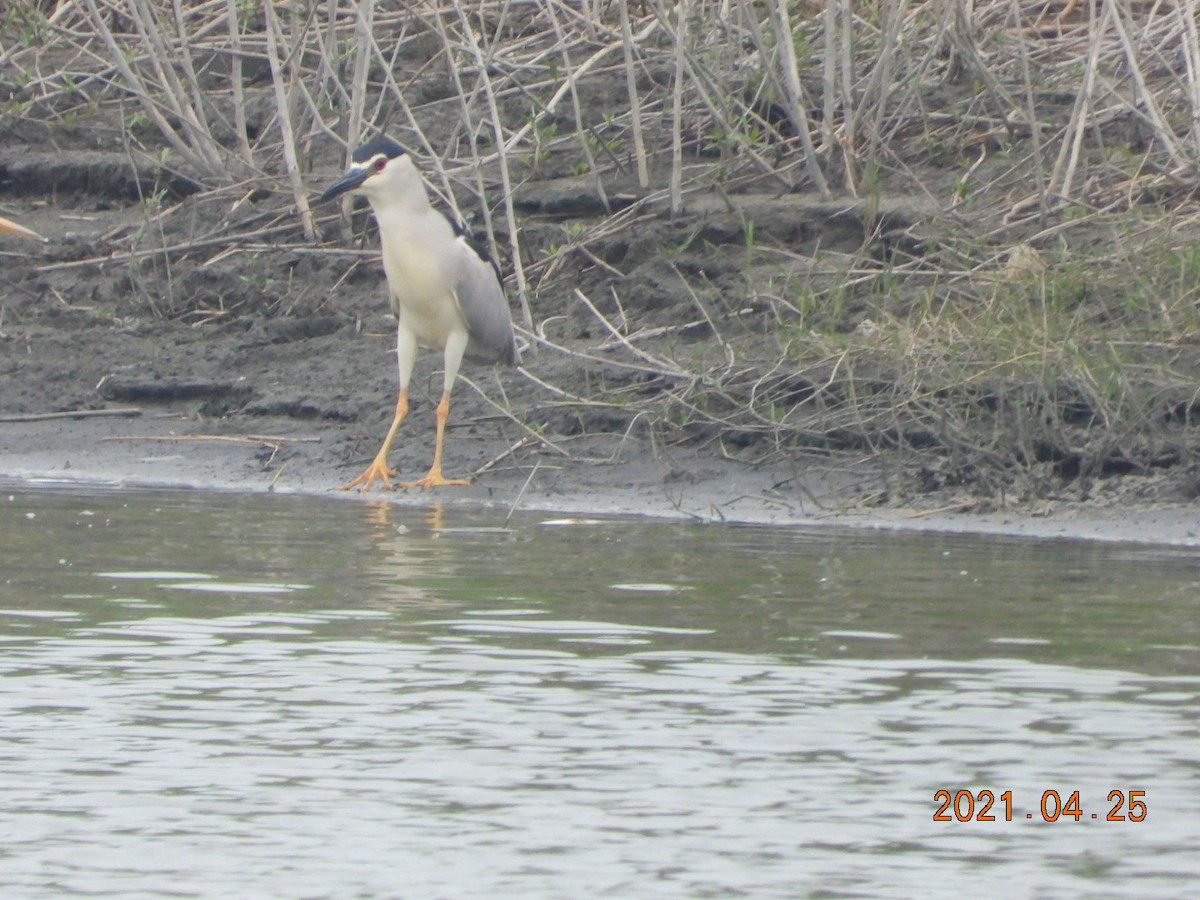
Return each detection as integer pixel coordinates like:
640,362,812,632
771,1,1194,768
453,236,520,366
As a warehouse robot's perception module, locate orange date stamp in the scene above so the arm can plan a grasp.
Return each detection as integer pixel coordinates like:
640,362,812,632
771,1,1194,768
934,789,1147,822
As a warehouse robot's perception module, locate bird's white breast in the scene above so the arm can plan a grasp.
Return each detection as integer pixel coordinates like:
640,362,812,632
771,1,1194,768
374,206,466,351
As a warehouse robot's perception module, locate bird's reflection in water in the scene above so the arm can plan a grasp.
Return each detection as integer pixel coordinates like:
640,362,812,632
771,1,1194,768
351,500,458,610
360,498,394,534
359,499,447,536
426,503,447,536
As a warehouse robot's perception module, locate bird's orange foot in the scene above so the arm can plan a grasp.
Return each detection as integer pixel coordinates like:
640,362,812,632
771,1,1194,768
400,468,470,489
338,458,398,492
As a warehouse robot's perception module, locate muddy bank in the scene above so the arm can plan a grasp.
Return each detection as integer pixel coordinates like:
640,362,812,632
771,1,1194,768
2,403,1197,546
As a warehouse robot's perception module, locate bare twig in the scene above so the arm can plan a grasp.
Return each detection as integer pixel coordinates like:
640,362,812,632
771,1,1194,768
0,408,143,423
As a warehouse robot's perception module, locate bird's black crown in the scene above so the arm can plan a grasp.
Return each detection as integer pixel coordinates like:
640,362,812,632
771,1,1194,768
352,136,407,164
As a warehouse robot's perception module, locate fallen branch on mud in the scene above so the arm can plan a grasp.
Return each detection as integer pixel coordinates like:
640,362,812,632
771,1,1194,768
101,433,321,446
0,408,143,423
33,219,308,274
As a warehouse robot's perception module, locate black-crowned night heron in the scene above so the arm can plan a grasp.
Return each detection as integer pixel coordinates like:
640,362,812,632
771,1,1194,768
320,136,520,491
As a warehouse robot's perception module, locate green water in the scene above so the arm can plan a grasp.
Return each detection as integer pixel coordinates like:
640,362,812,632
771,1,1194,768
1,484,1197,896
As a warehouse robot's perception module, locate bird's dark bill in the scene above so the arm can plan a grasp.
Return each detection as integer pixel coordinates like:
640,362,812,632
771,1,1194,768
319,167,368,202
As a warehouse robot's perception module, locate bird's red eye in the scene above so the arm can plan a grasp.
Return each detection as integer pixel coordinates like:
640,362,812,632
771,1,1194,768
373,157,387,172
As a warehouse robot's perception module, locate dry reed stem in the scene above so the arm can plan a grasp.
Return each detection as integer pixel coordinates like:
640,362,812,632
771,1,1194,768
23,0,1200,215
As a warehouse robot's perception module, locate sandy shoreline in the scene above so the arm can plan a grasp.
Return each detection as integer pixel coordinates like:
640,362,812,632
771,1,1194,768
3,411,1196,547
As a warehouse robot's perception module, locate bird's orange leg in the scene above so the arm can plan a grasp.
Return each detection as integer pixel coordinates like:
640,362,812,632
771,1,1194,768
401,391,470,488
339,390,408,492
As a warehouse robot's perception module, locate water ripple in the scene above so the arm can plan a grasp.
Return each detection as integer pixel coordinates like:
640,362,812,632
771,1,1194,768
0,487,1196,897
